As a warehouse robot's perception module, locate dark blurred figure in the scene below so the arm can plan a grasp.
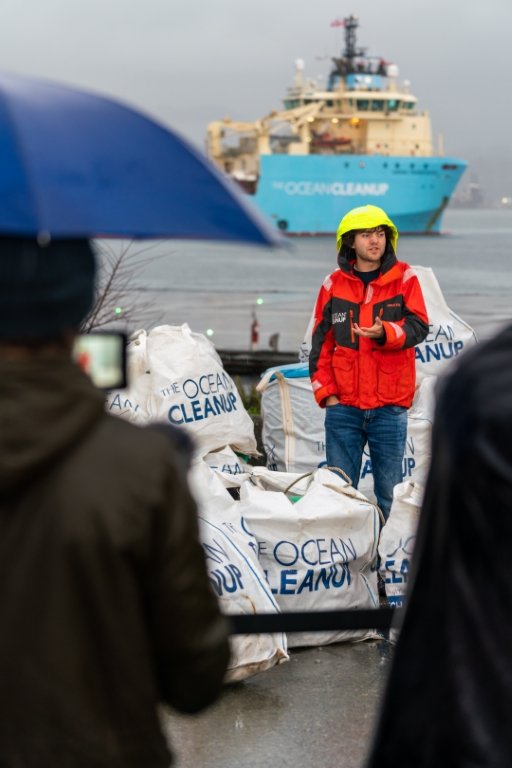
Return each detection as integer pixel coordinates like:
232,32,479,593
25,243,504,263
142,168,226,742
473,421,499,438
0,238,229,767
367,324,512,767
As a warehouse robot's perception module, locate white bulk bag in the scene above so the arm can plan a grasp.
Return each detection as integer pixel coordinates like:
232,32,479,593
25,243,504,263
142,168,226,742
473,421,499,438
188,461,288,681
378,480,424,608
199,517,288,682
106,324,257,457
412,266,478,383
105,328,152,424
188,460,262,565
250,467,313,496
238,468,380,648
203,446,250,478
258,364,324,473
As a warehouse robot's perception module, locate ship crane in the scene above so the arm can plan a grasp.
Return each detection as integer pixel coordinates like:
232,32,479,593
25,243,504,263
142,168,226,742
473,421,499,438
265,101,327,138
207,101,327,161
206,118,267,161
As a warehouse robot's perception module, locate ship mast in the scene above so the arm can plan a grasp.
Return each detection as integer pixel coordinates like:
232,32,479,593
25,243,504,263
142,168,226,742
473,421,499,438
328,14,369,87
343,14,365,73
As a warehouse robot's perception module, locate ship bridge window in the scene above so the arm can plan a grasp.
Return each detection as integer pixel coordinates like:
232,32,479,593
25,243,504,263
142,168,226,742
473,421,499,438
283,99,300,109
387,99,400,111
356,99,370,111
371,100,385,111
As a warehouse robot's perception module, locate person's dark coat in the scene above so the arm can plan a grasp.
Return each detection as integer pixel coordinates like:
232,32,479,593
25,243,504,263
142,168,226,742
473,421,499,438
366,324,512,767
0,355,230,767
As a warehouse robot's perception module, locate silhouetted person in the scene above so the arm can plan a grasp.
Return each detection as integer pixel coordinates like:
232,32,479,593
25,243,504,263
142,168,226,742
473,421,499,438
367,324,512,767
0,238,229,767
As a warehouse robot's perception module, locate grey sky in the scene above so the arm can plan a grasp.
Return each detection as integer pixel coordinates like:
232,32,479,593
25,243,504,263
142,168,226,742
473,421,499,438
1,0,511,199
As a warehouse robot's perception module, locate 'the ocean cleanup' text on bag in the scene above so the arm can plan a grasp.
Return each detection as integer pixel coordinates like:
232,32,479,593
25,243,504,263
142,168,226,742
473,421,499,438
411,266,478,383
105,324,257,457
237,468,380,648
378,480,424,608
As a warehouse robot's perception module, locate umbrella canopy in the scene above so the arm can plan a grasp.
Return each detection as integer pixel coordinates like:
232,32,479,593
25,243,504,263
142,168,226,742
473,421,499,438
0,72,283,246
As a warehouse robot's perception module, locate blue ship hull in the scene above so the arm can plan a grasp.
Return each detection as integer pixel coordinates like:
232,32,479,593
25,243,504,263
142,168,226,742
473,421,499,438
253,154,467,235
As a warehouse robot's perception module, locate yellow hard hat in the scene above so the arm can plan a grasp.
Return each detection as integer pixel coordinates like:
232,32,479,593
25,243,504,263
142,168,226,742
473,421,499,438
336,204,399,253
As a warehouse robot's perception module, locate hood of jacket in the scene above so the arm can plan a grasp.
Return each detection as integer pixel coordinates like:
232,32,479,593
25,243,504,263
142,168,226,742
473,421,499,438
335,204,399,254
0,356,105,494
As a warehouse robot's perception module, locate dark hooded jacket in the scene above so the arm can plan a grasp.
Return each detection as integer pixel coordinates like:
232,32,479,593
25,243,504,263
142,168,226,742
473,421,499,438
366,323,512,767
0,355,229,767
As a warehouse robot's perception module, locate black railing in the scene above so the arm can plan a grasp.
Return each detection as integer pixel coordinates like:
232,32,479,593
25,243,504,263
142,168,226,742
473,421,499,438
228,607,400,635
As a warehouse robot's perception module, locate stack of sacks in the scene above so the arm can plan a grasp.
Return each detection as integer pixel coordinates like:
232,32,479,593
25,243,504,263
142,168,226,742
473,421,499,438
258,363,437,502
193,462,381,650
106,324,256,458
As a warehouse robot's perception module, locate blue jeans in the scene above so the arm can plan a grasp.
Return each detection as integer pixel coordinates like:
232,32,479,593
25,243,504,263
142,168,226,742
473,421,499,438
324,404,407,520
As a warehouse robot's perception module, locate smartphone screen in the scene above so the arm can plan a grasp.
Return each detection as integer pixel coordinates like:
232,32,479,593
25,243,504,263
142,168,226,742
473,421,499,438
72,332,127,390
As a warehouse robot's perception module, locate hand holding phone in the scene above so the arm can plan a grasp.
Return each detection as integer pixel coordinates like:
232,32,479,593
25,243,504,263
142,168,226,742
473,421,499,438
72,332,127,390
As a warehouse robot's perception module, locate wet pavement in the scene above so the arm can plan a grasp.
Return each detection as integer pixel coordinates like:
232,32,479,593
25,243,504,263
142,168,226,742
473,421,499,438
163,638,392,768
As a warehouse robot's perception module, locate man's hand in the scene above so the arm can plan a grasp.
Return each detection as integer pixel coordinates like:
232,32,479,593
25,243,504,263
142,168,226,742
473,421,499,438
325,395,340,407
353,316,385,339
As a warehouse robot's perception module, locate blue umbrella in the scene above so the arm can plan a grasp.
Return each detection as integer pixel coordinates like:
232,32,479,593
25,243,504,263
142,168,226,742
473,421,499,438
0,72,283,246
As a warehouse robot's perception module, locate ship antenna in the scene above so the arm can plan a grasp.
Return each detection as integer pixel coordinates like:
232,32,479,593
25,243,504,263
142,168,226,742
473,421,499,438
344,14,358,68
329,13,366,87
344,14,367,73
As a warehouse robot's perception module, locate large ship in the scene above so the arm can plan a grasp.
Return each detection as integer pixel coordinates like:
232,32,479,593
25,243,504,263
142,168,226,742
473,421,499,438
206,15,467,235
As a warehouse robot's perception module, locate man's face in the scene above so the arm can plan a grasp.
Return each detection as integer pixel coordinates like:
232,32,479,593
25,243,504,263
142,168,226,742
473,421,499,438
352,227,387,266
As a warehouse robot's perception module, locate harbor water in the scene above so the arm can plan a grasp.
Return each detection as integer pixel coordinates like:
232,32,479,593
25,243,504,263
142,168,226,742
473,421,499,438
107,207,512,352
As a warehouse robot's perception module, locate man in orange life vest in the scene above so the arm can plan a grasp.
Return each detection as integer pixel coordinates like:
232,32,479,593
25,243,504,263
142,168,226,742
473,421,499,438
309,205,429,519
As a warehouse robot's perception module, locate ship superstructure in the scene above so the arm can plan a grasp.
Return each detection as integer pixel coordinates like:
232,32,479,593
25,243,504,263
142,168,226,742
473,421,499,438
206,15,466,235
